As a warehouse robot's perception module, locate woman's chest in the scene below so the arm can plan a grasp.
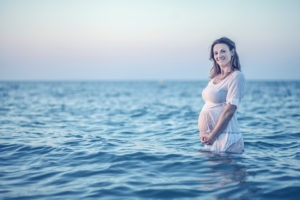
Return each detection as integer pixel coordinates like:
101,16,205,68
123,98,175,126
202,84,228,103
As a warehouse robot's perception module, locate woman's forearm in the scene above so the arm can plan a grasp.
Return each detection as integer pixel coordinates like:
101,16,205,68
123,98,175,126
210,104,236,140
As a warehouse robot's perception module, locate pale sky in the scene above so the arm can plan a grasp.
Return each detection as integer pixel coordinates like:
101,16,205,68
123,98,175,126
0,0,300,80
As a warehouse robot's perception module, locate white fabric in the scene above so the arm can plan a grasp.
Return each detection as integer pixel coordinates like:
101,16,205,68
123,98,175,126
198,71,246,153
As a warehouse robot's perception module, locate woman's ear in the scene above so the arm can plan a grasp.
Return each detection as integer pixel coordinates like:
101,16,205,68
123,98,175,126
231,49,235,56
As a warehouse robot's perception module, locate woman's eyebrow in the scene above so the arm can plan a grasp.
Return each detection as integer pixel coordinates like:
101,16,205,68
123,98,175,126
214,49,225,52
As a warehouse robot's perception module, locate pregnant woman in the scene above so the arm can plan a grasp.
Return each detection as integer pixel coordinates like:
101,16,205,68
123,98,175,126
198,37,246,153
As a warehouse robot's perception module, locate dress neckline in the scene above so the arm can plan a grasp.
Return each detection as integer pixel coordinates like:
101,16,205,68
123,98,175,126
212,70,237,85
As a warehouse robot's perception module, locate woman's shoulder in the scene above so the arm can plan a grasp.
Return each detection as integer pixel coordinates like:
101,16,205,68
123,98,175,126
232,70,245,79
233,70,244,76
227,70,245,86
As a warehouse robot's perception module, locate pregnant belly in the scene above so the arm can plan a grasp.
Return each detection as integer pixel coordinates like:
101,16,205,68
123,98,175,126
198,110,215,134
198,107,223,134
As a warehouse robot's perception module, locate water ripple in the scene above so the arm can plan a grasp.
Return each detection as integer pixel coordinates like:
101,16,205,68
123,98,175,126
1,81,300,199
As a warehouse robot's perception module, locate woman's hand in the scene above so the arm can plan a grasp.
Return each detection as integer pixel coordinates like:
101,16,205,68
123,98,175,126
200,133,216,145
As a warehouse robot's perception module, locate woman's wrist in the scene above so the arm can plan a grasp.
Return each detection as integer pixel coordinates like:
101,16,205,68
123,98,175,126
209,132,216,139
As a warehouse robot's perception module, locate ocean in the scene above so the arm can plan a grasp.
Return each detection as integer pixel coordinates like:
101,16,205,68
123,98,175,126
0,81,299,199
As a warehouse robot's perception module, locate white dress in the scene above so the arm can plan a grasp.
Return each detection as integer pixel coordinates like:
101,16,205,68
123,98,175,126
198,71,246,153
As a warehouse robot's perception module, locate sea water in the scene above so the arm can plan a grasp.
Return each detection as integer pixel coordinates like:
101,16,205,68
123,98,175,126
0,81,299,199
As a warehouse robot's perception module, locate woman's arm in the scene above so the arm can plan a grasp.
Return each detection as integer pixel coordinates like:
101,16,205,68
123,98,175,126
200,104,237,145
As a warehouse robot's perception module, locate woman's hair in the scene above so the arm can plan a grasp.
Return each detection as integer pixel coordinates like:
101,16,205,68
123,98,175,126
209,37,241,79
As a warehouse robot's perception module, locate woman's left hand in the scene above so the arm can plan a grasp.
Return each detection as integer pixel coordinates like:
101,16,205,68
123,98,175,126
201,134,216,145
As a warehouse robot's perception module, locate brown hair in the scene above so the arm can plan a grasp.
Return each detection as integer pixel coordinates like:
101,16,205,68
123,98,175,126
209,37,241,79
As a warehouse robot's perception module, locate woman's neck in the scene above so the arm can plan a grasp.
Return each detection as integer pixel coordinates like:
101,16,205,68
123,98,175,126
220,66,233,75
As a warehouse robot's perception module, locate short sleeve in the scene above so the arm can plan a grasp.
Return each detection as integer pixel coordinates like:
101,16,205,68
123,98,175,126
226,71,246,107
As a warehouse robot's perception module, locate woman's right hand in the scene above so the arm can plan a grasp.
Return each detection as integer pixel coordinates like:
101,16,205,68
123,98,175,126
200,133,209,144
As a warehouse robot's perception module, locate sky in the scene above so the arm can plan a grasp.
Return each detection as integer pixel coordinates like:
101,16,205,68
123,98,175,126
0,0,300,81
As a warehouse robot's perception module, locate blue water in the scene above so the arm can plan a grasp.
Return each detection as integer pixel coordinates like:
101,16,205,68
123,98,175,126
0,81,300,199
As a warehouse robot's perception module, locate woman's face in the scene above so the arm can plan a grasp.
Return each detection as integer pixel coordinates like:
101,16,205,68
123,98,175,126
213,43,234,68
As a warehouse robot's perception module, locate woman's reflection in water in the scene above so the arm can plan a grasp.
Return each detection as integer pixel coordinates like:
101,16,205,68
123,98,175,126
197,150,260,198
